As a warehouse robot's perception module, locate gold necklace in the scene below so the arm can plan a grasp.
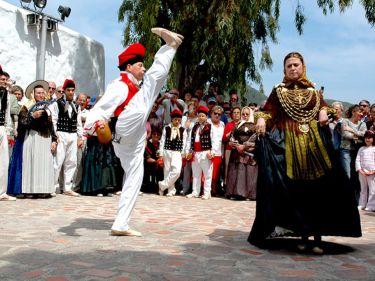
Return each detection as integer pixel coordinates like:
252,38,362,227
277,87,320,133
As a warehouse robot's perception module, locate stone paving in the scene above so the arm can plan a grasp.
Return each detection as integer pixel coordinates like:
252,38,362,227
1,193,375,281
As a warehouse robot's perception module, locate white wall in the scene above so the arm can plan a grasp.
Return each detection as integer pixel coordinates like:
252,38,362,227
0,0,105,96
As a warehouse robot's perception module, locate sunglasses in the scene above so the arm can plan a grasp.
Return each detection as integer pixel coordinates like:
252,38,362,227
212,112,221,116
49,87,56,90
57,90,63,93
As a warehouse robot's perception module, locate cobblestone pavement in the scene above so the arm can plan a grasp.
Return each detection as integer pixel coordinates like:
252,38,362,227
1,193,375,281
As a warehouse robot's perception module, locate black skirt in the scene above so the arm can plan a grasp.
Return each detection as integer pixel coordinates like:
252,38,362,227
248,127,361,247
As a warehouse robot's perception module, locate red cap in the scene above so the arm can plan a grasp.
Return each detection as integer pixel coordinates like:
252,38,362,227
62,79,75,90
170,109,183,119
118,43,146,67
197,106,209,115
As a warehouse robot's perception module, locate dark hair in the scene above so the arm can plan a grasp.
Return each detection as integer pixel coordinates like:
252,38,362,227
229,89,237,95
364,130,375,145
359,100,370,106
283,52,304,67
11,85,24,96
364,130,375,138
182,87,193,95
231,106,241,117
346,104,360,118
1,71,10,78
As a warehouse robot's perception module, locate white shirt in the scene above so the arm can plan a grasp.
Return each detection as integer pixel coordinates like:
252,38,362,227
208,119,225,156
49,97,83,137
159,124,187,156
161,97,186,124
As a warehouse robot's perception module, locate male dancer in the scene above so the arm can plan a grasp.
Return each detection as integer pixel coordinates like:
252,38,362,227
84,28,183,236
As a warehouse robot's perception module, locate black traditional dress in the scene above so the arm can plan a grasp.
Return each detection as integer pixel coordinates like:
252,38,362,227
248,82,361,247
81,136,123,195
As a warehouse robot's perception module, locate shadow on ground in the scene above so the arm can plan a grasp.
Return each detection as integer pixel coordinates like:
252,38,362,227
58,218,113,236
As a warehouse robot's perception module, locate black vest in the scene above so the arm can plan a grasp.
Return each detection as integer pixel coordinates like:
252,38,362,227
0,89,7,126
56,98,78,133
191,123,212,151
163,126,185,151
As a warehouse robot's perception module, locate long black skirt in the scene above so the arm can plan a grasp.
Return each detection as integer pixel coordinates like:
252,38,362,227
81,137,124,195
248,127,361,248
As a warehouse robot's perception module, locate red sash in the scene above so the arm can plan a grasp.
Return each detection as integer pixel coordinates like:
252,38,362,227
114,73,140,117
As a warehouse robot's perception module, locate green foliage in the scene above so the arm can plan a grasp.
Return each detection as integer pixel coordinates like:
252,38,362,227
118,0,375,97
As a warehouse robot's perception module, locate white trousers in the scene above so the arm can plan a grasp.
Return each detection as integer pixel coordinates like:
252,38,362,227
359,173,375,209
111,45,176,231
160,150,182,193
54,131,78,192
73,139,86,189
191,151,213,196
0,126,9,196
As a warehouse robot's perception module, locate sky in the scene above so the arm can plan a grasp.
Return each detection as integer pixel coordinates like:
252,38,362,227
5,0,375,104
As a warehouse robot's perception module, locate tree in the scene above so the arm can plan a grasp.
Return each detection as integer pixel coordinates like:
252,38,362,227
118,0,374,96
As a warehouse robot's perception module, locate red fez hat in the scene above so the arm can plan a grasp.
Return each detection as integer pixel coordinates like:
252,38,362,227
197,106,209,115
62,79,75,90
118,43,146,67
170,109,183,119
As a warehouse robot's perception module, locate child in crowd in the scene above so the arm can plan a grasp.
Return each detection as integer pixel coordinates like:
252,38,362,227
356,130,375,211
186,106,217,200
158,109,187,196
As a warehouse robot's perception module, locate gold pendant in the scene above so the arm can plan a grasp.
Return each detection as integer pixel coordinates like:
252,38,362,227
298,123,309,134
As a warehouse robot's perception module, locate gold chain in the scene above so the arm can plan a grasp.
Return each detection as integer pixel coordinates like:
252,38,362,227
277,87,320,124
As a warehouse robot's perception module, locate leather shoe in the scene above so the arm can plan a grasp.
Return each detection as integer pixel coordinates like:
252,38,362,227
63,191,80,197
111,229,142,237
151,27,184,48
0,194,17,201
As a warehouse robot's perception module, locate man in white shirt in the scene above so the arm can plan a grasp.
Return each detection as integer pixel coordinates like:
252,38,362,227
84,28,183,236
156,88,185,125
208,105,225,196
49,79,83,197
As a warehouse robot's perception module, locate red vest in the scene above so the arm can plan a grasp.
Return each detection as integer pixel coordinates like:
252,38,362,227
114,73,140,117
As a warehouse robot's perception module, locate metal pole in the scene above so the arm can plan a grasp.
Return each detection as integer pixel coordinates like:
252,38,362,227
37,14,47,80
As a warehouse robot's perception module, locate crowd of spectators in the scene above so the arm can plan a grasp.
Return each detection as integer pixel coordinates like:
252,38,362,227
0,64,374,210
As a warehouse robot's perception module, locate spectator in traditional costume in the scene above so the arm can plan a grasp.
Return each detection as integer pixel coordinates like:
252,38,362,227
185,106,216,200
222,106,241,192
225,106,257,200
49,78,83,197
0,65,16,201
20,80,57,197
158,109,187,196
